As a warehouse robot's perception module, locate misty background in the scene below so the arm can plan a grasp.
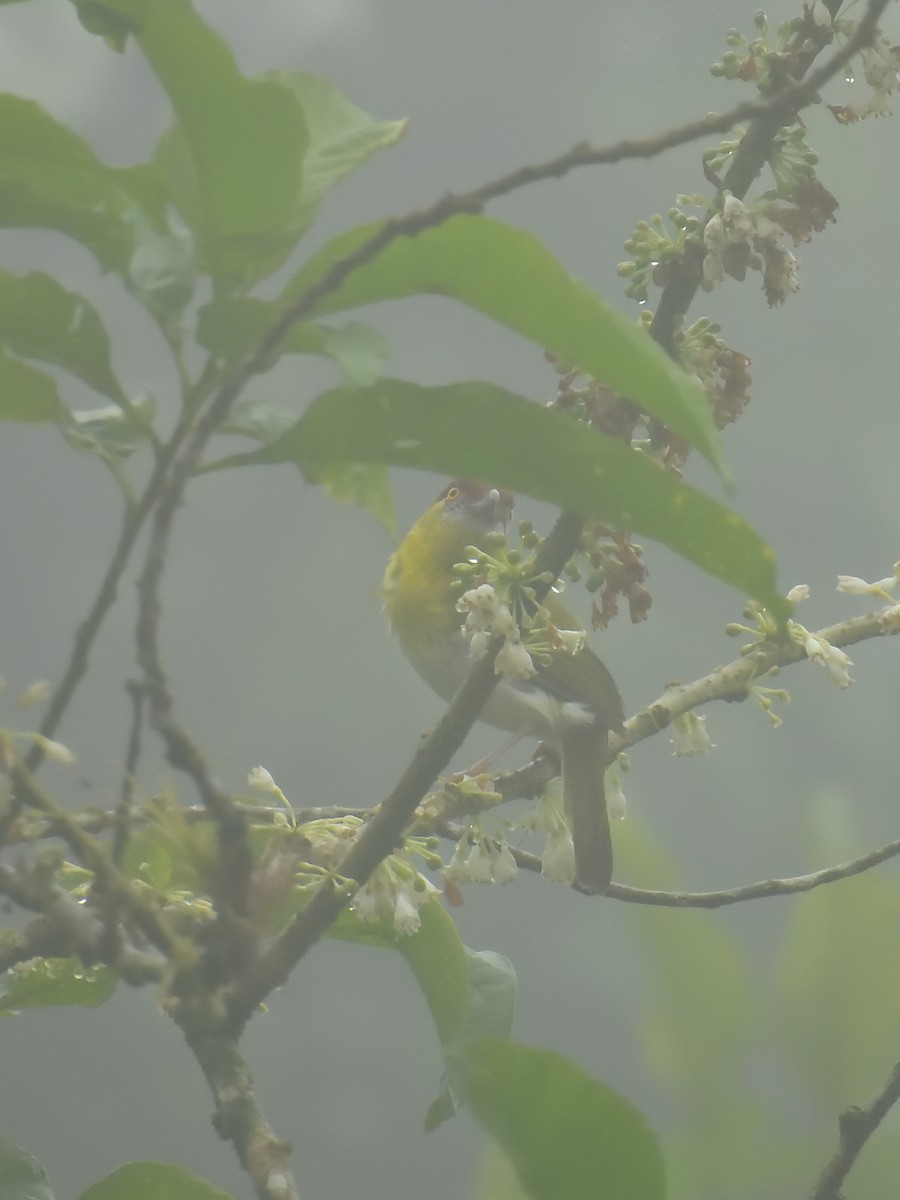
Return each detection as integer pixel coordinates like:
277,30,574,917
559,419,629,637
1,1,898,1196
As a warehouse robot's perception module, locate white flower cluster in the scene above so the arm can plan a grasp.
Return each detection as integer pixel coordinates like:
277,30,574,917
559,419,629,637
444,833,519,885
845,29,900,120
457,583,536,680
353,863,441,936
702,191,800,305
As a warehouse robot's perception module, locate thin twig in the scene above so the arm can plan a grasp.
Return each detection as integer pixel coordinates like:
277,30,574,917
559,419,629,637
491,835,900,907
809,1058,900,1200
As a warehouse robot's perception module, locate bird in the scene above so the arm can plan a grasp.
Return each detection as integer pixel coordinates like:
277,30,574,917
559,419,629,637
382,479,624,893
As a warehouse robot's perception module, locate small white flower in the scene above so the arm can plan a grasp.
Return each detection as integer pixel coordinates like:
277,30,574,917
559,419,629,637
354,870,395,922
34,736,76,765
443,837,471,882
704,213,726,250
491,840,519,883
810,1,832,27
458,584,500,628
468,630,491,660
606,772,627,821
670,711,713,756
787,584,810,604
464,840,496,883
492,606,520,641
837,573,897,600
248,765,278,793
804,633,853,688
862,33,900,91
494,639,536,680
541,830,577,884
722,192,752,238
554,628,586,655
16,680,52,708
393,889,422,935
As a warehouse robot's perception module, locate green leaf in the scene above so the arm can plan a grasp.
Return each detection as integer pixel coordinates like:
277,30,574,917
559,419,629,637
263,71,406,227
76,1161,232,1200
226,378,784,612
775,808,900,1111
0,270,125,402
280,214,725,476
332,901,471,1049
0,350,61,423
459,1039,665,1200
64,394,156,460
0,95,166,274
465,949,517,1042
426,949,518,1133
75,0,308,284
198,299,389,384
315,462,396,534
0,1137,54,1200
0,956,118,1014
125,212,195,318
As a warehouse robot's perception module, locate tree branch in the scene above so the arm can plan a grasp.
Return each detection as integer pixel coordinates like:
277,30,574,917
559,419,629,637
809,1058,900,1200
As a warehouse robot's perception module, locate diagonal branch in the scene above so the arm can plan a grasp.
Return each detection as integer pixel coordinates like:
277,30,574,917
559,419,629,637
809,1057,900,1200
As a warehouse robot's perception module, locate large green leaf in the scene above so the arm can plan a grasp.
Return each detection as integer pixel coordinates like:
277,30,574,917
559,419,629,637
0,956,118,1014
72,0,308,285
0,271,125,402
221,378,785,612
0,350,61,423
278,214,725,475
459,1039,665,1200
0,1138,54,1200
0,95,165,274
77,1162,231,1200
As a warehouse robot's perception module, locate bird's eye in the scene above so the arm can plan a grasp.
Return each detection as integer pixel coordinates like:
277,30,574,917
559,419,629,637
446,486,460,502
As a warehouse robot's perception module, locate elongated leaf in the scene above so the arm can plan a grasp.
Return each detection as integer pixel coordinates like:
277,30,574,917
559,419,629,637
221,378,785,612
459,1039,665,1200
77,1162,231,1200
74,0,308,284
0,270,125,401
264,71,406,228
0,350,61,422
0,95,166,273
0,956,118,1014
278,214,725,475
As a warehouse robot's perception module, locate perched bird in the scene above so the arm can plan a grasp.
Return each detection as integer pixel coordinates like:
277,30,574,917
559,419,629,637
383,479,624,893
